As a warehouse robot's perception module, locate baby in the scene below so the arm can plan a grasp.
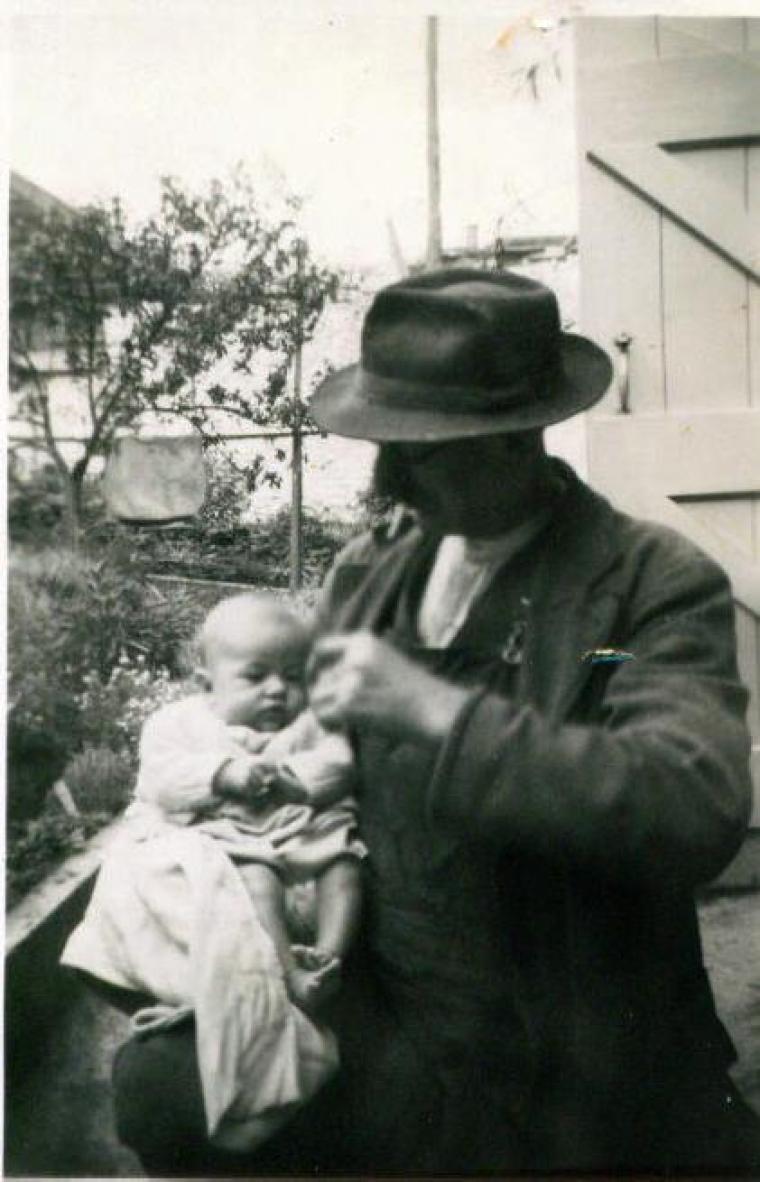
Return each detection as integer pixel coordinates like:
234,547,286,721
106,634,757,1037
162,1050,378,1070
130,592,365,1013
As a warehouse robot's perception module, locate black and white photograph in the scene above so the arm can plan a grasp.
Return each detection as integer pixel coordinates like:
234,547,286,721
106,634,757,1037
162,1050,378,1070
5,1,760,1176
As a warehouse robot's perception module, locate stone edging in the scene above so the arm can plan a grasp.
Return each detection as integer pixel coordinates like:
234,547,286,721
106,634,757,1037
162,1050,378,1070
5,817,127,1084
6,817,125,960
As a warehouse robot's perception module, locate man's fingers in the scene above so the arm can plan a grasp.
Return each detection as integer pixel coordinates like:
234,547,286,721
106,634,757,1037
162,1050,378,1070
309,661,362,722
306,634,352,684
307,631,380,684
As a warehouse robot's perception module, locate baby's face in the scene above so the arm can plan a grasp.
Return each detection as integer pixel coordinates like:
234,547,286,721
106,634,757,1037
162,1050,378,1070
205,618,307,731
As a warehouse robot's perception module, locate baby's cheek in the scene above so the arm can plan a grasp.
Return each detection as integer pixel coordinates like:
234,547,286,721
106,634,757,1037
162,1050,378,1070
223,692,264,725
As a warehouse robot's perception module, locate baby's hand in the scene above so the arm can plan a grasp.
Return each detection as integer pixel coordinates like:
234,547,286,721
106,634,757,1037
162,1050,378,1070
214,755,277,803
244,758,279,804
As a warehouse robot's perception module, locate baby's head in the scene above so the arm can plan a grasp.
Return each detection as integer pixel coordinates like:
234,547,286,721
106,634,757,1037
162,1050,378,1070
197,593,311,731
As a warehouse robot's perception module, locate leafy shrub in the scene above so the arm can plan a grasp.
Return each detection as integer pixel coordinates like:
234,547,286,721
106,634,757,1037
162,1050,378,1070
7,546,204,819
6,659,189,904
76,660,190,755
199,445,259,532
114,507,350,587
8,460,107,544
68,546,206,677
8,550,87,819
6,719,72,822
62,745,136,816
7,461,65,541
6,812,109,908
9,544,205,682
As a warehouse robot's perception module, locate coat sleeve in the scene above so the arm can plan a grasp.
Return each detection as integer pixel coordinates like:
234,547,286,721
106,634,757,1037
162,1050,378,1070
426,533,753,887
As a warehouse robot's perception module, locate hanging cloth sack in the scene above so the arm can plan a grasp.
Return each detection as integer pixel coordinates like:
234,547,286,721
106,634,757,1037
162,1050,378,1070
103,433,206,524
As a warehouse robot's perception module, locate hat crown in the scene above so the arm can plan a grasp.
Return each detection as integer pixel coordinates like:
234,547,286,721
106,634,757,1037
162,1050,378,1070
309,266,613,441
362,269,561,390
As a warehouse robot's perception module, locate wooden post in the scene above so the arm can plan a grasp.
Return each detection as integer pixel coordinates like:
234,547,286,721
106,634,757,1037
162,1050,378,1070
290,240,305,593
426,16,443,269
386,217,408,278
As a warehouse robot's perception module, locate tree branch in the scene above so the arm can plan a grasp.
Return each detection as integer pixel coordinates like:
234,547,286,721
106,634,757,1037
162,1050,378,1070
82,301,176,464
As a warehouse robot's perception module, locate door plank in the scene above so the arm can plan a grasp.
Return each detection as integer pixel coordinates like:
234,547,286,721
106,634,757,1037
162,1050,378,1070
587,412,760,499
669,145,746,195
662,220,750,410
586,428,760,616
589,144,760,282
580,166,664,412
736,606,760,746
745,18,760,49
681,500,755,562
749,145,760,406
575,17,658,70
578,53,760,147
657,17,747,57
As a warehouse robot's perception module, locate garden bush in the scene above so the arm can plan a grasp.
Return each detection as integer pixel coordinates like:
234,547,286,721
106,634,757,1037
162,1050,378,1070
62,745,137,816
8,460,107,545
8,461,66,541
198,446,260,532
99,506,351,587
6,812,110,909
6,720,72,823
6,658,189,903
7,547,202,819
76,660,190,755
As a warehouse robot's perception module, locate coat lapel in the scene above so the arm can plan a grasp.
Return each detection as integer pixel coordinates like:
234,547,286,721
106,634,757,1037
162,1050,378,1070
519,472,625,721
327,524,431,634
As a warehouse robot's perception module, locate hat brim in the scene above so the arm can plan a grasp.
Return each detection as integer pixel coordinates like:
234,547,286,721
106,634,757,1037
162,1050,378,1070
309,333,613,442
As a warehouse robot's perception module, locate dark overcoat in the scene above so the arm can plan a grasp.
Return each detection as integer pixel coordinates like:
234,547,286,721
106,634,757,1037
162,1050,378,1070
315,462,756,1173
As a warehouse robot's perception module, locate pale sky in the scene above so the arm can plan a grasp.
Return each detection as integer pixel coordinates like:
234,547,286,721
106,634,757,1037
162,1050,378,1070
8,0,757,268
9,0,581,269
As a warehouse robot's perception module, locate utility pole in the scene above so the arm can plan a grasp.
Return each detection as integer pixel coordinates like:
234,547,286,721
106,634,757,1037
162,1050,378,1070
386,217,408,278
290,239,305,592
426,15,443,269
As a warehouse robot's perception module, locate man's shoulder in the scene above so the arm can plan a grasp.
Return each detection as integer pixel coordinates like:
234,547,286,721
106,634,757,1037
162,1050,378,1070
573,474,731,593
613,502,728,584
329,511,421,570
317,512,421,624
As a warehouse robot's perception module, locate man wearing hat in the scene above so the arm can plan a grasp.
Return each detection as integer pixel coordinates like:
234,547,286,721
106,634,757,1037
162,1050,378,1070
111,269,758,1175
301,268,759,1172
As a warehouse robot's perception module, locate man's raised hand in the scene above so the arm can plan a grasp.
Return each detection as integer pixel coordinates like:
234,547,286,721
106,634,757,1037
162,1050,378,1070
307,631,468,743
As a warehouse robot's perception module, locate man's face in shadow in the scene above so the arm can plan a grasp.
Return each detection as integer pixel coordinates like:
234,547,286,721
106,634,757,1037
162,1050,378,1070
372,430,548,536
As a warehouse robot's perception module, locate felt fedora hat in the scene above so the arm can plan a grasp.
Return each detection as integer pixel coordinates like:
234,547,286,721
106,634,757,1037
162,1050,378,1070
310,268,613,441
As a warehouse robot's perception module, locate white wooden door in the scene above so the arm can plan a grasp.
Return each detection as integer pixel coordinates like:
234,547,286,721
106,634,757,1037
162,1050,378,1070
576,16,760,879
